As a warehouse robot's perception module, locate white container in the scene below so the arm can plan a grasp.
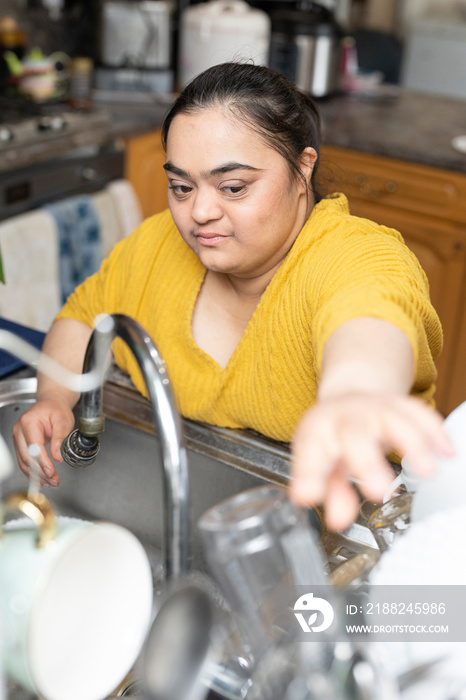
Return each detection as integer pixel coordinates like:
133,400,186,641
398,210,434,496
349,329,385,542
178,0,271,89
101,1,172,69
0,492,153,700
408,399,466,523
401,19,466,100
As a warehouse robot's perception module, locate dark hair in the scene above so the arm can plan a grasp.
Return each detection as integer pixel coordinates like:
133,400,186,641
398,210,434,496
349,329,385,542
161,62,323,203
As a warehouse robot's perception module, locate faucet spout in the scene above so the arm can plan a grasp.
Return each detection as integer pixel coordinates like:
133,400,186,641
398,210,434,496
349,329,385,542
61,314,190,580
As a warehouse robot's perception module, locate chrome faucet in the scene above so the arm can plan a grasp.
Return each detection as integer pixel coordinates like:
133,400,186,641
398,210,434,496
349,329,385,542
60,314,190,580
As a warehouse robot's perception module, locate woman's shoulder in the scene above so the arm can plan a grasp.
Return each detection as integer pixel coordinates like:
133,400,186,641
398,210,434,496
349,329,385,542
290,192,425,286
310,193,404,244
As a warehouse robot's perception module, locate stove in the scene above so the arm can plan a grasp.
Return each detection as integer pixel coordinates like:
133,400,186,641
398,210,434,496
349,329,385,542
0,96,123,221
0,97,112,150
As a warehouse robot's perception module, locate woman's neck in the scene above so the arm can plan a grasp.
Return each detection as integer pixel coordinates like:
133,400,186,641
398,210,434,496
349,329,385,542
222,264,280,302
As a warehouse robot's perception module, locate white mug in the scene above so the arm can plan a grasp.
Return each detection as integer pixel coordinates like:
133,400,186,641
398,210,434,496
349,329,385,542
0,491,153,700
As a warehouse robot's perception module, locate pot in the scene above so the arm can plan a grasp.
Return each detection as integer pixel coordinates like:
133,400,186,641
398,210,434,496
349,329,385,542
268,2,342,98
178,0,271,89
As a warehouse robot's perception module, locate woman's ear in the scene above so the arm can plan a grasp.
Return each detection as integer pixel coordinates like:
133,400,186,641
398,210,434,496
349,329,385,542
299,147,318,186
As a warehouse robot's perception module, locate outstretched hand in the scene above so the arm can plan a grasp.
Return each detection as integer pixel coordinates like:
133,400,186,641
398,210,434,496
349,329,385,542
290,393,454,531
12,398,75,488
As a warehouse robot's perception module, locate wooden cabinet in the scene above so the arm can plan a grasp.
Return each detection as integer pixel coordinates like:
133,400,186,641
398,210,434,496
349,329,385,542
320,145,466,417
124,130,168,220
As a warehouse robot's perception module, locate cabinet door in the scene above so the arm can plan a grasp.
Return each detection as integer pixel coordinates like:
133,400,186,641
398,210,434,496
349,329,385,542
320,146,466,416
125,131,168,220
320,146,466,224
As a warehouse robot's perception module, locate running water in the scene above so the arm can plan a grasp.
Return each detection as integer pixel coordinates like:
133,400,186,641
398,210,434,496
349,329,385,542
27,443,42,497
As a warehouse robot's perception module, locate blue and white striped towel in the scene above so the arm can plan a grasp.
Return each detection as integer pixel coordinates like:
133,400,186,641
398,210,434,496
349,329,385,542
45,195,103,303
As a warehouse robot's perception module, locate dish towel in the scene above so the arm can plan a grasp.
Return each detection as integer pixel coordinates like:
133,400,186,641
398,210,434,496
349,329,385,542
106,179,144,238
91,189,124,258
0,209,61,331
45,195,103,304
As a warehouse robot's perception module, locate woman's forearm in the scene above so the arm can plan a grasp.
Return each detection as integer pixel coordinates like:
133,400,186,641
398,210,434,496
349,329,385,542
317,317,415,401
291,317,452,530
36,318,94,408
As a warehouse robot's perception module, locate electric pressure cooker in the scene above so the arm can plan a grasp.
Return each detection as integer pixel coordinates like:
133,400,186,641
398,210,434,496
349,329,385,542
268,2,342,98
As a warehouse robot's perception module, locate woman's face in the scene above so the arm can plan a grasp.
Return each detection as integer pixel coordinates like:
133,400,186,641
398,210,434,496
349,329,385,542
164,108,315,280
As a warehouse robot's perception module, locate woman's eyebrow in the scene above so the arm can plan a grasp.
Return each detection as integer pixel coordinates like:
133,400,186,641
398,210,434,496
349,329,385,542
163,162,189,177
163,161,260,178
209,162,260,176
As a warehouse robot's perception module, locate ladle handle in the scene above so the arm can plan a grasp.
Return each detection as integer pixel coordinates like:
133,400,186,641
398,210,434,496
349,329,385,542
1,491,58,548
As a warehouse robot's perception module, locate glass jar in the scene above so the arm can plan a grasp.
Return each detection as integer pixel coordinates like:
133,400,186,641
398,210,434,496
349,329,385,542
68,56,93,110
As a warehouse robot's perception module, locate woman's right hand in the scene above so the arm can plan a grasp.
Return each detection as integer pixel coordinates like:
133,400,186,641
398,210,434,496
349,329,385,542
12,399,76,487
11,318,95,487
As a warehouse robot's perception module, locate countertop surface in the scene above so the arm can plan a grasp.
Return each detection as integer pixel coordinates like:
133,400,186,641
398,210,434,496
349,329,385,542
317,89,466,173
1,88,466,174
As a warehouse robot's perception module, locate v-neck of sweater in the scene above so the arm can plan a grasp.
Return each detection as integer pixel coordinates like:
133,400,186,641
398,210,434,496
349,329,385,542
183,238,302,374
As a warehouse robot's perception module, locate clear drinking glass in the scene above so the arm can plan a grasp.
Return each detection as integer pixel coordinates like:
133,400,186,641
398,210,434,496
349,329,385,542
367,492,413,552
197,485,327,665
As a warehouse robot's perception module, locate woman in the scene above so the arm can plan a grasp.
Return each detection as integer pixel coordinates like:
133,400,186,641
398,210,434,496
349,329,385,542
12,62,453,531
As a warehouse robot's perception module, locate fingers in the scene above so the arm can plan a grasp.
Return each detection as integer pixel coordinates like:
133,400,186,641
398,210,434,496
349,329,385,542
324,468,361,532
290,394,453,531
338,426,395,501
13,420,59,487
290,416,337,506
382,397,454,475
12,400,75,488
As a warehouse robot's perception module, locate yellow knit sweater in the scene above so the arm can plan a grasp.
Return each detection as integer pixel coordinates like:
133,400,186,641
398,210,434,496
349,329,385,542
56,194,442,442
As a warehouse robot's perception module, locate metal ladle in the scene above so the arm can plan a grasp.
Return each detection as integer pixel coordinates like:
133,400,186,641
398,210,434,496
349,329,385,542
140,578,222,700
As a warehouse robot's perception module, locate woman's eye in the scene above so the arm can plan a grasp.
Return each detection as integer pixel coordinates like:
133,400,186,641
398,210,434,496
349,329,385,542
223,185,245,195
169,184,192,196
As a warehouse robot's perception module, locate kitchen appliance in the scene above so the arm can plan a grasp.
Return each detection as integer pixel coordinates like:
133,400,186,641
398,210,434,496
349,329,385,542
98,0,174,93
0,101,131,331
101,0,172,69
401,19,466,100
268,2,342,98
178,0,271,89
0,102,120,221
0,98,112,148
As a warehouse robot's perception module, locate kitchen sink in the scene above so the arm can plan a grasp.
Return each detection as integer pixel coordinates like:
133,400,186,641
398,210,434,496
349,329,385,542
0,371,321,577
0,369,378,700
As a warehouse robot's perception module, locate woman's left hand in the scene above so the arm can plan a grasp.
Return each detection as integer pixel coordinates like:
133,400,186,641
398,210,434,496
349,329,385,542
290,392,453,531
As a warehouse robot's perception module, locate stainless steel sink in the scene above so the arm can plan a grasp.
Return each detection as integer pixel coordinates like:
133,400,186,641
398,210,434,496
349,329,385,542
0,371,313,578
0,369,378,572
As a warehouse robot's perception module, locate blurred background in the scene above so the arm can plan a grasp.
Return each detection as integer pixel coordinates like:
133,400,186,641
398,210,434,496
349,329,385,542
2,0,466,97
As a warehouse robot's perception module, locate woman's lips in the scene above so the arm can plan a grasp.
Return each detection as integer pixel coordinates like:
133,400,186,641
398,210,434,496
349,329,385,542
195,231,228,246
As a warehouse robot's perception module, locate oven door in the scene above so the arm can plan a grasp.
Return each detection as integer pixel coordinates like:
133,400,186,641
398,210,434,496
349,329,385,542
0,143,142,335
0,143,125,222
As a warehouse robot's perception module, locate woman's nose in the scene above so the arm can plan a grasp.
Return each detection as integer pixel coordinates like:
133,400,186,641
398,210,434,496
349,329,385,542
191,187,223,223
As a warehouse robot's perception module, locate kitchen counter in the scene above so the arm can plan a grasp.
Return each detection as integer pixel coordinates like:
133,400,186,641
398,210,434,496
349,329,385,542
1,88,466,175
317,89,466,173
